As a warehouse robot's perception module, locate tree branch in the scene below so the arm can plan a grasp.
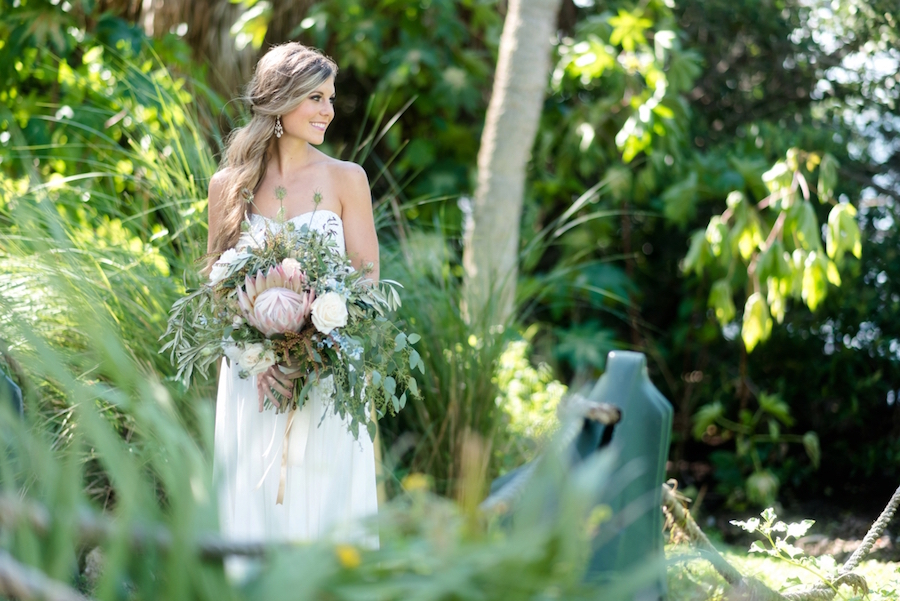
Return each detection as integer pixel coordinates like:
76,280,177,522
0,550,95,601
0,495,276,560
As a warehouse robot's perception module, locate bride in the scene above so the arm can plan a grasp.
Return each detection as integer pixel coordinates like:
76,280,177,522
206,43,379,573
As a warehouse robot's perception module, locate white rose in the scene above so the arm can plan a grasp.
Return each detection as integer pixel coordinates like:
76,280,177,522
311,291,349,335
238,343,276,375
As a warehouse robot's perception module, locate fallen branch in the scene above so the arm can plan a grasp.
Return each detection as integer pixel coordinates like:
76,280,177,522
0,549,95,601
0,494,275,559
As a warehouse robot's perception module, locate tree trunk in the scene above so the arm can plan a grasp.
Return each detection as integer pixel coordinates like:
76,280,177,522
462,0,561,325
98,0,313,96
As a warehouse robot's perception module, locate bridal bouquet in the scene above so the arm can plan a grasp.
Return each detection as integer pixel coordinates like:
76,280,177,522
160,214,423,440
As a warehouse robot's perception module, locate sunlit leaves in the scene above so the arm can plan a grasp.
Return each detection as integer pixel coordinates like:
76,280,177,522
556,35,616,85
786,200,820,251
705,216,728,258
608,9,653,52
762,161,792,194
742,292,772,352
817,153,838,202
683,229,711,276
708,279,735,326
826,203,862,262
553,4,698,165
801,251,830,311
685,148,862,352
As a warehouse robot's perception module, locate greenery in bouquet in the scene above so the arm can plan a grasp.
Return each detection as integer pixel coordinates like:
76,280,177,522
160,207,423,440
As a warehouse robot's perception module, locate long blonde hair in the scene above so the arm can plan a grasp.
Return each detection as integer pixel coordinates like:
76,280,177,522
210,43,338,259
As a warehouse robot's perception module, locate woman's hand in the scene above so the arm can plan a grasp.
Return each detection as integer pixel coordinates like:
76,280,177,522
256,361,305,412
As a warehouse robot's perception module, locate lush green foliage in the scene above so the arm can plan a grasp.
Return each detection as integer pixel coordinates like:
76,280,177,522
2,0,898,555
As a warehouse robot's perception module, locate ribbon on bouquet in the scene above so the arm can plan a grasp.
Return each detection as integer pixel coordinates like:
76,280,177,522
255,403,300,506
276,406,297,505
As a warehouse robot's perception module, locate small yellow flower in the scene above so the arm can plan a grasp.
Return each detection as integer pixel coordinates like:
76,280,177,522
587,504,613,536
335,544,361,569
401,472,431,493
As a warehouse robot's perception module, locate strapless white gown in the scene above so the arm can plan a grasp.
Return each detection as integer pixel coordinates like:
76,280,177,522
214,210,378,578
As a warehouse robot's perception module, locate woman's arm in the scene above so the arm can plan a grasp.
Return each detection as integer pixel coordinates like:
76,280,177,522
338,163,380,282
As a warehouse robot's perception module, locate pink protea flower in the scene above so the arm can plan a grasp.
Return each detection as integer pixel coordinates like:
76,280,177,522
237,264,315,336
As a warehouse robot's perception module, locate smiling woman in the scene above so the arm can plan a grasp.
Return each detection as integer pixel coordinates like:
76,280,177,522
280,79,335,143
204,42,380,580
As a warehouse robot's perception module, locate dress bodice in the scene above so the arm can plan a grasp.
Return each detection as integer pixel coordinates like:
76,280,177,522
238,210,345,255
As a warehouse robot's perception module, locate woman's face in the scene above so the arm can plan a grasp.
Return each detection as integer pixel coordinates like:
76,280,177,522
281,76,336,145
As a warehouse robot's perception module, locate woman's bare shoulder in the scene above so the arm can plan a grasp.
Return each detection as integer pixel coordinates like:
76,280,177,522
324,159,368,186
209,167,232,192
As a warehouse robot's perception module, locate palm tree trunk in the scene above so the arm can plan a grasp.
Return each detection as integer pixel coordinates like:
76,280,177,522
462,0,561,325
98,0,313,95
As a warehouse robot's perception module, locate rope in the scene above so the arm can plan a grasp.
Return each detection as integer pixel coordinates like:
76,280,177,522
840,483,900,574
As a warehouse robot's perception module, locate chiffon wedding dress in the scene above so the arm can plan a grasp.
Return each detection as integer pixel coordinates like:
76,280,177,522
214,209,378,579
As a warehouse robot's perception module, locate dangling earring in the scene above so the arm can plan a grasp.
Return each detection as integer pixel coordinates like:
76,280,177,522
274,115,283,138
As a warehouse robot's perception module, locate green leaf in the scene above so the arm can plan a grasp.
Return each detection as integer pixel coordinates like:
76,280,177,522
706,216,729,258
801,251,829,311
826,203,861,262
734,211,765,261
758,392,793,426
666,49,703,93
742,293,772,352
803,431,821,469
817,153,838,202
825,259,841,286
394,333,407,352
786,519,815,540
409,349,420,371
708,279,736,326
383,376,396,396
398,392,407,409
407,333,421,344
767,279,786,324
762,161,792,194
682,229,710,275
757,240,790,282
371,370,382,387
407,376,418,396
746,470,779,507
608,9,653,52
661,171,699,226
788,201,821,251
692,401,723,439
600,165,634,202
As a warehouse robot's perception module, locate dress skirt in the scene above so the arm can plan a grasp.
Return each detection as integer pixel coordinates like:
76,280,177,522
214,359,378,577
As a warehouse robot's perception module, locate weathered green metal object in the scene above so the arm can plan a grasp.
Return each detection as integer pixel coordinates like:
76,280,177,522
2,373,22,416
586,350,673,600
484,350,673,598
